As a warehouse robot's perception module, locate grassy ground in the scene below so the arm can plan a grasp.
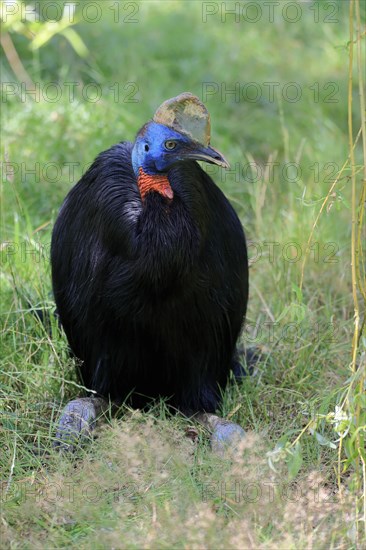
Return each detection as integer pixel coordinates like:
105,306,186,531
1,0,365,548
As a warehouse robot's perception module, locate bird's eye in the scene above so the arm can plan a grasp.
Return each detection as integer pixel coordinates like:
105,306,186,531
144,144,149,152
164,140,177,150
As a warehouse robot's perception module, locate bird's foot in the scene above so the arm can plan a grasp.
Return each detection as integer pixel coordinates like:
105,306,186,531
195,413,246,457
54,397,108,452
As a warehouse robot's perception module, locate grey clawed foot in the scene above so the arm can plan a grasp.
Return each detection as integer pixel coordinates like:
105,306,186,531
54,399,245,456
195,412,246,457
54,397,109,452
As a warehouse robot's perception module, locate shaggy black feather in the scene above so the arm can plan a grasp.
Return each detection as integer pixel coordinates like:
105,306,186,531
51,142,248,414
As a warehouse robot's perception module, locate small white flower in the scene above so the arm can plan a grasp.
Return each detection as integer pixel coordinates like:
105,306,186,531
332,405,352,438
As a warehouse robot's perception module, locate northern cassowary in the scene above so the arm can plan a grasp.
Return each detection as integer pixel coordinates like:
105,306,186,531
51,93,249,452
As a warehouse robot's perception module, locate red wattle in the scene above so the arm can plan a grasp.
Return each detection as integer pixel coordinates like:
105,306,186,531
138,167,174,201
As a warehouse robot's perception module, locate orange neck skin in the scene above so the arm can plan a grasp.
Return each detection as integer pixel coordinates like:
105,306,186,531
138,167,174,201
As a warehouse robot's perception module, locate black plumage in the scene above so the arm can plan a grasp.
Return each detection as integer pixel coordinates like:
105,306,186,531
51,104,248,416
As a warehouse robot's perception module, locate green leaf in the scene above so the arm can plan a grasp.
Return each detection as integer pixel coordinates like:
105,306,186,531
287,443,303,479
291,282,303,304
61,28,88,57
343,437,358,461
313,431,337,448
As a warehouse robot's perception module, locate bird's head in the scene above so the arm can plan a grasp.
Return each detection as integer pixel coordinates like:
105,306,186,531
132,121,229,175
131,93,229,201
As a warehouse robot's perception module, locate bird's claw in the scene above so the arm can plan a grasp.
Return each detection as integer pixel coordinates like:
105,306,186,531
54,397,107,452
210,420,246,456
195,413,246,457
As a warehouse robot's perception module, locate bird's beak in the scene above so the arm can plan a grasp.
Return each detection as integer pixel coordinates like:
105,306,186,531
183,143,230,169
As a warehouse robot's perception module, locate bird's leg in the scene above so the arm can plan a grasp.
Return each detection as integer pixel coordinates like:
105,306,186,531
54,396,110,452
194,412,246,457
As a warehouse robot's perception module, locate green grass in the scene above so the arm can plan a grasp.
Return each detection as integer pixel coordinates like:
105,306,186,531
1,0,365,547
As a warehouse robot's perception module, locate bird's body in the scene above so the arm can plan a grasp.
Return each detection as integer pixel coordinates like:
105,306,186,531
51,93,248,417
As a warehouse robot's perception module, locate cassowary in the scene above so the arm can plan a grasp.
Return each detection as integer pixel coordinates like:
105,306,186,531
51,93,249,453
